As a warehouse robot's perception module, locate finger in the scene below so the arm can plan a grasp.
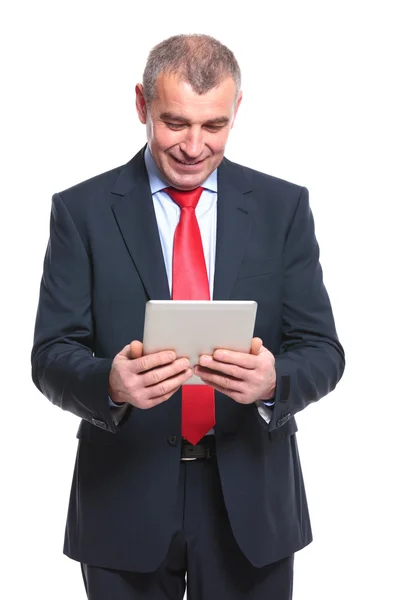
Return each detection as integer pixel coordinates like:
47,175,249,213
129,340,144,359
205,348,258,369
141,358,191,387
194,366,244,394
204,383,247,403
134,349,177,373
250,337,263,355
195,371,244,402
145,368,193,402
118,343,134,358
117,341,144,360
196,357,247,380
147,384,182,406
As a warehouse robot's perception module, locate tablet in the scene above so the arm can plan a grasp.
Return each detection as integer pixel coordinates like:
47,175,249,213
142,300,257,385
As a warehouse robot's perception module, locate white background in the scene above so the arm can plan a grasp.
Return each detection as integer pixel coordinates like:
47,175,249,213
1,1,399,598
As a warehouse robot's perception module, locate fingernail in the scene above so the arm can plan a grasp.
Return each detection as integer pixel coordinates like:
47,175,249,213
200,355,210,365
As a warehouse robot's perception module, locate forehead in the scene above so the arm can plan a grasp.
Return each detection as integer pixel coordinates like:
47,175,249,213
152,72,237,120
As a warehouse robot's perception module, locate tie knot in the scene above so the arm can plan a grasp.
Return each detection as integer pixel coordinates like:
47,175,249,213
164,186,204,209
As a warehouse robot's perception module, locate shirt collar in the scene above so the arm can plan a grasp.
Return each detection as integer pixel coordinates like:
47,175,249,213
144,145,218,194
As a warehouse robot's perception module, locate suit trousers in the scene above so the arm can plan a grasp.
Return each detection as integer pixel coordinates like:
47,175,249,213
81,437,294,600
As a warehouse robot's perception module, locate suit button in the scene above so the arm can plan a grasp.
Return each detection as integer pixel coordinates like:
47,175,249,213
92,418,108,430
276,414,291,427
168,435,178,446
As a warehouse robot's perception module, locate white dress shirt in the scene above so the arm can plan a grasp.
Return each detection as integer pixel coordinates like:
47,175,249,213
144,147,273,428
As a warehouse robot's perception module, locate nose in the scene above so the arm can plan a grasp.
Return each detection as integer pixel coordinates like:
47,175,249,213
180,127,204,159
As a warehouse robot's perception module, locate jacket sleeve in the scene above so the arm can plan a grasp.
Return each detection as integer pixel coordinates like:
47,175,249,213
268,186,345,432
31,193,127,433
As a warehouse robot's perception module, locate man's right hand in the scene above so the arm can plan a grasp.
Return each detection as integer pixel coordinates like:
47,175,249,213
108,340,193,409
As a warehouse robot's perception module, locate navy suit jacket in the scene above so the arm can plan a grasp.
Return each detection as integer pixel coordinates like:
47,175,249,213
31,147,345,572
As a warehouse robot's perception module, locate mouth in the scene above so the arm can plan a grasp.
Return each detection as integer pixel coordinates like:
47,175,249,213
171,156,205,167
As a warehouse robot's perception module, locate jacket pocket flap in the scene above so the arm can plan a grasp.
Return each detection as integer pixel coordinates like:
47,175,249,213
269,417,298,441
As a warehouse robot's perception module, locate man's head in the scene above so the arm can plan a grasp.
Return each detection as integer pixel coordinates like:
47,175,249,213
136,34,242,190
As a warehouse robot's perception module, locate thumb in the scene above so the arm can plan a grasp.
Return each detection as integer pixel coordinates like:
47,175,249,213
129,340,144,359
118,340,144,359
250,337,263,355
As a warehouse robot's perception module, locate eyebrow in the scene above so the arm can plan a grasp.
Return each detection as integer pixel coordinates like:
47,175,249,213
159,112,230,126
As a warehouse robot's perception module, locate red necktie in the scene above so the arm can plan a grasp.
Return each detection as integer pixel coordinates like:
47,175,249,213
164,186,216,445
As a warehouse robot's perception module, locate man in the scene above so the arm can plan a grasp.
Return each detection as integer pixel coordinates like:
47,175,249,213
32,34,345,599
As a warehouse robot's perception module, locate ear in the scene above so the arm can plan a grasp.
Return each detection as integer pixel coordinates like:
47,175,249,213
135,84,147,124
231,91,243,129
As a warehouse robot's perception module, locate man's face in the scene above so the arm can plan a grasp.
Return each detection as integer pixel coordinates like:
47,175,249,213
136,72,242,190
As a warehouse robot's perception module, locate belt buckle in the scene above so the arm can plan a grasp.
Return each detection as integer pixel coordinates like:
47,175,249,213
180,443,212,461
181,439,201,461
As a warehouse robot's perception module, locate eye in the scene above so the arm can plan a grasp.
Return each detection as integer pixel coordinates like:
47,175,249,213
166,123,185,130
205,125,224,132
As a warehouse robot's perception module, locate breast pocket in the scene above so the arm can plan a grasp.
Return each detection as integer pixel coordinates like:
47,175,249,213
236,255,283,280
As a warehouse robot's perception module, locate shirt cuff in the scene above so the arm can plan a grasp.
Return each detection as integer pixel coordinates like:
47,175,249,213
109,395,124,407
255,400,273,424
109,396,130,425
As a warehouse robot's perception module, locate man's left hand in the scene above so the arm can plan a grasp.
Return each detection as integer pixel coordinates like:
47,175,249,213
194,337,276,404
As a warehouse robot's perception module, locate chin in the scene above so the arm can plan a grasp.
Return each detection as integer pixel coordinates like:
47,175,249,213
177,170,206,183
164,169,201,188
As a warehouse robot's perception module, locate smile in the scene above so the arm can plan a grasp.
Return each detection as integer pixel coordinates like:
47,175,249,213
172,156,204,166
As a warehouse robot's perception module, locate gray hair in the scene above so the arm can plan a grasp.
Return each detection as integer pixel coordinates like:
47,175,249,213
142,34,241,104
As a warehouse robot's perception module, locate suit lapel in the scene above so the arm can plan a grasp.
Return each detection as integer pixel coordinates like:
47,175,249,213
110,151,254,301
111,148,170,300
213,158,255,300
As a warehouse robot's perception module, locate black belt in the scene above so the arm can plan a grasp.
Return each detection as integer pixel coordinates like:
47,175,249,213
180,436,216,461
